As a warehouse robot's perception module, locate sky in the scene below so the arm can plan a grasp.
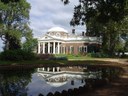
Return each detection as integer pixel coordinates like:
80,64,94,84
27,0,86,37
0,0,86,51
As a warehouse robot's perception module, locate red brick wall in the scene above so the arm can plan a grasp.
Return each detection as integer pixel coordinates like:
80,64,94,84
61,42,89,55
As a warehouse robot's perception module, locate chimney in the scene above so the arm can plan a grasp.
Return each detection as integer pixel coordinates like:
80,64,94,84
82,31,85,36
72,29,75,34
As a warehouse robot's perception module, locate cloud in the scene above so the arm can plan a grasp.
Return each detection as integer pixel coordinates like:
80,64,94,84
27,0,86,37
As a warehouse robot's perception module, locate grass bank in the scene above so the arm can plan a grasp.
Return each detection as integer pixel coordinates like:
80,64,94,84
0,54,127,66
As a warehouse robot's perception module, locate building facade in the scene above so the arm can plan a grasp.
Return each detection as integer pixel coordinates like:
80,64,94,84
37,27,101,54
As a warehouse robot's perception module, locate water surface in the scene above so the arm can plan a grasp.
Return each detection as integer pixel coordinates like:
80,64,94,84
0,66,122,96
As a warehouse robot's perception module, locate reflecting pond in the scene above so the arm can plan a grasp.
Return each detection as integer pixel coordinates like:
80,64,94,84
0,65,123,96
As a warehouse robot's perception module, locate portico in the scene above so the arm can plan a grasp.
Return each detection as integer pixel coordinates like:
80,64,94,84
38,41,61,54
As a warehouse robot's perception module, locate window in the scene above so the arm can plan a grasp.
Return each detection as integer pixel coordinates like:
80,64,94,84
68,46,70,53
79,46,87,53
83,46,87,52
77,47,79,52
79,46,82,52
56,33,60,36
62,46,65,54
70,46,74,54
65,47,66,54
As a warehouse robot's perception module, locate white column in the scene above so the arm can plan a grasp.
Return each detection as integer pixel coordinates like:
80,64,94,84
53,42,55,54
57,67,60,72
37,68,40,72
42,67,45,71
53,67,55,72
48,42,50,54
47,67,50,72
63,46,65,54
57,42,60,54
86,46,88,53
43,42,45,54
38,42,40,54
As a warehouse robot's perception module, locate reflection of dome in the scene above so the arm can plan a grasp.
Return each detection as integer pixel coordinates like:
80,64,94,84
48,27,68,33
47,81,67,87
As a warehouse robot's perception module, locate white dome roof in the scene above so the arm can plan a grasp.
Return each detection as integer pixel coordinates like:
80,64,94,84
48,27,68,33
47,81,67,87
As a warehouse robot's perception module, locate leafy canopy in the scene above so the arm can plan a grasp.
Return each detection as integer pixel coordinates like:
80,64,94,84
0,0,32,50
62,0,128,56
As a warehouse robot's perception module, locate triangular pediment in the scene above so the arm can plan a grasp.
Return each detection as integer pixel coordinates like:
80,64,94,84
38,34,64,41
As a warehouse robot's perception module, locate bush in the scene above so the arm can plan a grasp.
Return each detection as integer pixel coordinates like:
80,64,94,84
37,54,68,60
86,52,109,58
120,54,128,58
49,56,68,60
0,49,36,61
37,54,55,60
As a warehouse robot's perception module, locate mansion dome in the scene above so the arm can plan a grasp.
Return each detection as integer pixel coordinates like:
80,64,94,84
48,27,68,33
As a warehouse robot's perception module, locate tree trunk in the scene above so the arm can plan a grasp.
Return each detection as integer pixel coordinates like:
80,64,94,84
4,34,10,51
102,33,109,55
4,33,21,51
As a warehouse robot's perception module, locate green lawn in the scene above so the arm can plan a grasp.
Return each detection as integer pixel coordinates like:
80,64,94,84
0,60,68,65
0,54,126,66
54,54,94,60
0,58,121,66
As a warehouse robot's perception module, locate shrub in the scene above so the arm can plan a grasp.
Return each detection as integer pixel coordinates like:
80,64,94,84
0,49,36,61
86,52,109,58
49,56,68,60
120,54,128,58
37,54,68,60
37,54,54,60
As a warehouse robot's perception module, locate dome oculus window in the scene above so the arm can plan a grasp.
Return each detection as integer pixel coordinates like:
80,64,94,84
56,33,60,36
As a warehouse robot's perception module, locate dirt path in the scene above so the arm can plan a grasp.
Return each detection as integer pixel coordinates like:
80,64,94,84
81,60,128,96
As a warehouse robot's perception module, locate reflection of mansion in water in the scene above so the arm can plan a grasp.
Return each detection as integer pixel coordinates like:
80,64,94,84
37,27,101,54
37,67,102,87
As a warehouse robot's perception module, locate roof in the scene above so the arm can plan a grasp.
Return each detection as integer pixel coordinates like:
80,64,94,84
48,27,68,33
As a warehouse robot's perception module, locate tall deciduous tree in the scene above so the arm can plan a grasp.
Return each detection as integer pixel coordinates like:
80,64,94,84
0,0,31,50
22,29,37,52
62,0,128,56
1,0,19,3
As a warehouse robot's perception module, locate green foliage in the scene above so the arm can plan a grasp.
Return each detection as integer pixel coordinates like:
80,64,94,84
37,54,55,60
0,49,36,61
61,0,69,5
1,0,19,3
0,0,31,50
50,56,68,60
124,40,128,51
86,53,109,58
67,0,128,26
22,38,37,52
22,30,38,52
62,0,128,56
37,54,68,60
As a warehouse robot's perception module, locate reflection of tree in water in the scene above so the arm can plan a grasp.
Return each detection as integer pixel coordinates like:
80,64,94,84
0,69,35,96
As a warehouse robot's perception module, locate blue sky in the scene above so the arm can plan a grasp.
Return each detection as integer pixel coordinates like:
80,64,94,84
0,0,86,51
27,0,86,37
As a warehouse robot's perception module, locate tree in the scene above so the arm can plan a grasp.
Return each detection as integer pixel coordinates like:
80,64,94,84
1,0,19,3
121,32,128,54
62,0,128,56
22,30,38,52
124,40,128,51
0,0,31,50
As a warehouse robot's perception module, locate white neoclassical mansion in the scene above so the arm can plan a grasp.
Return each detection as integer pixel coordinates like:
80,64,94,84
37,27,101,55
